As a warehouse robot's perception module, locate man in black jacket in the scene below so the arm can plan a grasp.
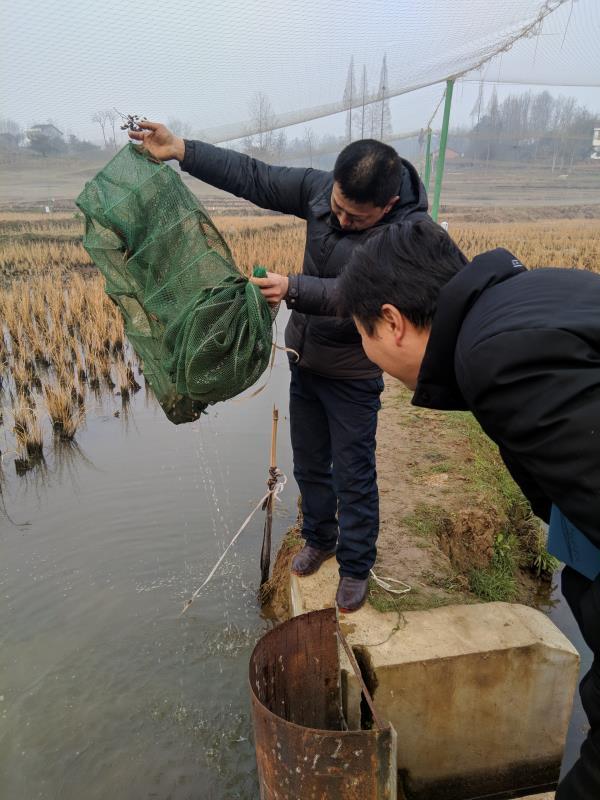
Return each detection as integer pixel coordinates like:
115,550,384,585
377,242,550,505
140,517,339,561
338,219,600,800
128,121,428,612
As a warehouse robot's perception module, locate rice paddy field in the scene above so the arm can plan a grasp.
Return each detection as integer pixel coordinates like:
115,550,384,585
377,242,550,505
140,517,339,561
1,209,598,474
1,204,598,503
0,206,598,798
2,210,599,279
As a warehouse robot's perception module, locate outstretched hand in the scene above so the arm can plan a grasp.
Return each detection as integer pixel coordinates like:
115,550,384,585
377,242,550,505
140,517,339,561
250,273,289,305
127,120,185,162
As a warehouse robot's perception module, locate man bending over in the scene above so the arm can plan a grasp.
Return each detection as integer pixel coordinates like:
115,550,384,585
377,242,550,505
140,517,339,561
338,219,600,800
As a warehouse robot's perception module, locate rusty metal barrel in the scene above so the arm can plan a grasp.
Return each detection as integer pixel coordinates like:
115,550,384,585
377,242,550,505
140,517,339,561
249,607,397,799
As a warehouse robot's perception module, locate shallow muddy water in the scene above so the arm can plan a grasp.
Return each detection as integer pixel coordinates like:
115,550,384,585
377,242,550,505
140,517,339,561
0,320,296,799
0,307,590,798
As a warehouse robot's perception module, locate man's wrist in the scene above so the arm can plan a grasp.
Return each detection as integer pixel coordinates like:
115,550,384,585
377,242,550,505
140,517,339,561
286,275,299,308
174,137,186,162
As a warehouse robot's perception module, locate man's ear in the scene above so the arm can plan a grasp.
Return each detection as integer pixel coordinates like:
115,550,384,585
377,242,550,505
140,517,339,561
384,195,400,214
381,303,406,344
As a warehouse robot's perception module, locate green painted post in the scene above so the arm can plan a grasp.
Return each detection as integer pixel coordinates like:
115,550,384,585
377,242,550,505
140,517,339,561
431,78,454,222
423,128,432,194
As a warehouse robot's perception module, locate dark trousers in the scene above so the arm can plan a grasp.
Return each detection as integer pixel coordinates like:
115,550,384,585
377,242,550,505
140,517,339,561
556,567,600,800
289,364,383,580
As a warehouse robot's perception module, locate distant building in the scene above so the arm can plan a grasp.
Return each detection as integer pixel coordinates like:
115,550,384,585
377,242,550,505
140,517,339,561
433,147,462,161
26,123,64,145
25,123,66,156
592,127,600,160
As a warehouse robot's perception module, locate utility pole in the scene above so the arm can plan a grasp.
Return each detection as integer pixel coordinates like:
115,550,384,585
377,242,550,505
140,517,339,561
431,79,455,222
343,56,355,143
378,54,390,140
361,65,367,139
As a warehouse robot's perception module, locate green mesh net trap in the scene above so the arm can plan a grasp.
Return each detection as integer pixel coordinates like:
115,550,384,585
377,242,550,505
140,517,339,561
76,144,274,424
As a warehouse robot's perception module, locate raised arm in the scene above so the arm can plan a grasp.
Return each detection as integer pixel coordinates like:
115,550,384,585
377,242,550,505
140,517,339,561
128,121,325,219
183,140,326,219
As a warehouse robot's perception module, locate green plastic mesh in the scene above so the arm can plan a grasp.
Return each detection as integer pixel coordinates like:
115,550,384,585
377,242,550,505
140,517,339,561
75,144,273,424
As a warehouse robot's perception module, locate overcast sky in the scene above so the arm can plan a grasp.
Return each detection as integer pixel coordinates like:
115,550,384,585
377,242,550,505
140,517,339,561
2,0,598,144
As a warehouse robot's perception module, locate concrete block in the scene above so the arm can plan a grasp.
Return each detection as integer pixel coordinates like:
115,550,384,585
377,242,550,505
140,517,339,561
290,572,579,799
365,602,579,799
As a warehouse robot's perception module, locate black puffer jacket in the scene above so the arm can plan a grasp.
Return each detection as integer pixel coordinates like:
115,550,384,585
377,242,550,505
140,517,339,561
413,248,600,549
181,140,429,379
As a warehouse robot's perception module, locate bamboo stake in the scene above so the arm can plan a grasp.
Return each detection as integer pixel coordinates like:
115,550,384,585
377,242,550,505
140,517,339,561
260,405,279,586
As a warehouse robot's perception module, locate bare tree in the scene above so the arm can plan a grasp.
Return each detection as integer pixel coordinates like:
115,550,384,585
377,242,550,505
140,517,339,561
343,56,355,143
107,110,119,152
470,81,485,127
243,92,278,160
92,110,119,151
92,111,108,148
273,129,287,162
360,65,368,139
485,87,500,167
375,55,392,139
552,95,577,171
0,117,22,138
303,127,315,166
0,117,23,150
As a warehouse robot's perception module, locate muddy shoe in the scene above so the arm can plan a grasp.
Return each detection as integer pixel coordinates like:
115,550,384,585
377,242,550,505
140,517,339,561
291,544,336,577
336,577,368,613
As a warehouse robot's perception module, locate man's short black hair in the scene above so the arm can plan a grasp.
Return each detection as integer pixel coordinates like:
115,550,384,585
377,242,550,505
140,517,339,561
333,139,403,207
338,220,468,332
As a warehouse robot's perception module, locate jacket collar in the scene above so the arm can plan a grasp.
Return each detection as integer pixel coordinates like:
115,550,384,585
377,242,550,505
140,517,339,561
311,157,428,226
412,248,527,410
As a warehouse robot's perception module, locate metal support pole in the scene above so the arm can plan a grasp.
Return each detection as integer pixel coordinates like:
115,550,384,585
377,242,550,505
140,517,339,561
431,78,454,222
423,127,432,194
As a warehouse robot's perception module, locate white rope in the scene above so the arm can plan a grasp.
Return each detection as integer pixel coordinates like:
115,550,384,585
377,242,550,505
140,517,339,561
370,569,411,596
180,471,287,615
426,88,447,129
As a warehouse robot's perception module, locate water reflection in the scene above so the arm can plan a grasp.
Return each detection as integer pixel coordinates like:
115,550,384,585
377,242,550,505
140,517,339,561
0,324,296,800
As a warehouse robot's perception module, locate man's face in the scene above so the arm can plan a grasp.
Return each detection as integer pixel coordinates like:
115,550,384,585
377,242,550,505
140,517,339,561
331,183,397,231
354,307,430,391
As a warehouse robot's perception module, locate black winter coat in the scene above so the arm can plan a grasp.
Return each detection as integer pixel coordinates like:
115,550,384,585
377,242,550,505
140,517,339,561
413,248,600,549
181,140,429,379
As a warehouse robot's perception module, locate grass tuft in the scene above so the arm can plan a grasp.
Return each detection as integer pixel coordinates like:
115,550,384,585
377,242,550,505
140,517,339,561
403,503,449,540
44,383,83,439
469,533,518,602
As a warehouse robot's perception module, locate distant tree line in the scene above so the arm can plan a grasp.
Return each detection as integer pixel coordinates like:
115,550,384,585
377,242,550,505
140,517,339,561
2,86,595,170
451,88,598,169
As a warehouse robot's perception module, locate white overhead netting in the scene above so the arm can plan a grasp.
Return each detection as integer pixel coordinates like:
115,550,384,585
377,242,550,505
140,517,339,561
476,0,599,85
1,0,597,142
